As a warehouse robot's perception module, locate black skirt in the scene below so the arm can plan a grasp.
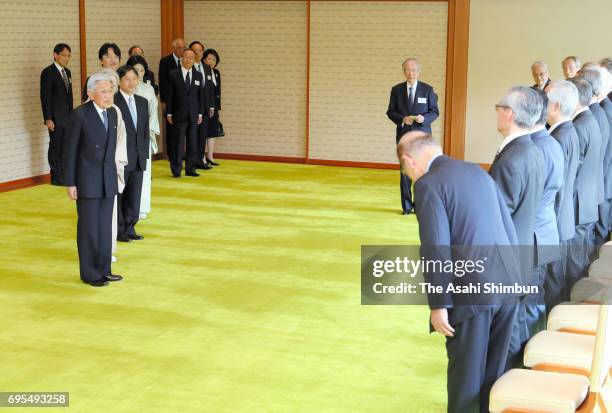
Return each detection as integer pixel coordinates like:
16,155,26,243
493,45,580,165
207,110,222,138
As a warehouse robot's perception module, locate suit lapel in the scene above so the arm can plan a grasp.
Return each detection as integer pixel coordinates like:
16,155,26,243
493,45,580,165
104,107,118,161
85,102,108,142
115,93,136,134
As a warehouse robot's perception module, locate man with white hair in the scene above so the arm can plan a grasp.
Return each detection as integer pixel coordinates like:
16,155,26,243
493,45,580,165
562,56,581,79
545,80,580,307
600,57,612,100
568,77,601,286
489,86,545,366
63,72,125,287
531,61,551,90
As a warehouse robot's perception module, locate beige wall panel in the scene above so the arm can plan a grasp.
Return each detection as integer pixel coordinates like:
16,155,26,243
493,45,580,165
309,1,447,163
466,0,612,164
0,0,80,183
184,0,308,157
85,0,161,89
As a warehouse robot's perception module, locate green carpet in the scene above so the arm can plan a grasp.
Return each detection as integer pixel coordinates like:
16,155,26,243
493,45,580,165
0,160,446,412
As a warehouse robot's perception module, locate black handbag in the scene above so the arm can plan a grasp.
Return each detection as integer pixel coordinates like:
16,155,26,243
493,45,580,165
217,121,225,137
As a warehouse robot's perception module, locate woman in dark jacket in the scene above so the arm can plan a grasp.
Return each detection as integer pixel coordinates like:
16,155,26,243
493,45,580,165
203,48,222,165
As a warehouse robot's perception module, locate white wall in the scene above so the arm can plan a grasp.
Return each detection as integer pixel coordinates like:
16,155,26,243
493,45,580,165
465,0,612,164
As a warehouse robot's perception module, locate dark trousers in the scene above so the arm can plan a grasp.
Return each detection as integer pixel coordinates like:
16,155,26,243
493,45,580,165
117,167,144,238
197,121,208,164
76,197,114,282
566,223,593,292
446,305,517,413
165,120,174,160
169,121,198,176
545,240,569,311
48,126,66,185
595,199,612,248
400,171,413,213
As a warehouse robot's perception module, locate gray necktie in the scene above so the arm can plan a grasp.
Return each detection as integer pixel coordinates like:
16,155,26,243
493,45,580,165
128,96,137,129
408,86,414,108
102,109,108,131
61,69,70,92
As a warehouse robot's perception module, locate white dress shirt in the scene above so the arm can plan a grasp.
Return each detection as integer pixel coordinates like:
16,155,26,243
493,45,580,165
571,106,589,121
92,101,107,125
406,80,418,104
173,53,180,67
547,119,569,135
181,66,193,84
498,130,529,154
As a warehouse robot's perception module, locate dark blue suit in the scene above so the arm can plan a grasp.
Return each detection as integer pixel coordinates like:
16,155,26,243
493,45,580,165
531,127,563,326
387,81,439,212
489,133,545,366
547,121,580,308
601,97,612,237
63,101,118,283
415,155,519,413
571,109,602,287
591,102,612,246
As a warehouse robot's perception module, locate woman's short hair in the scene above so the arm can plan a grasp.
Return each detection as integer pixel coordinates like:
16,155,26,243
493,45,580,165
203,49,220,67
126,55,150,74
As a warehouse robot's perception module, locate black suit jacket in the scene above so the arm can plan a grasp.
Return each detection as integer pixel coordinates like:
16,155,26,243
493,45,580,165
573,109,602,224
531,78,552,91
386,81,439,141
63,102,119,199
489,134,545,246
415,155,520,326
158,54,180,103
590,102,611,200
550,121,580,241
165,68,204,124
114,92,150,171
40,64,73,127
211,68,221,109
601,97,612,198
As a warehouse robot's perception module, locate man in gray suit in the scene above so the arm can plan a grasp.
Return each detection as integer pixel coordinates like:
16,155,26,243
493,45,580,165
580,68,612,248
398,131,519,413
529,90,563,331
489,86,545,366
545,80,580,307
568,77,601,289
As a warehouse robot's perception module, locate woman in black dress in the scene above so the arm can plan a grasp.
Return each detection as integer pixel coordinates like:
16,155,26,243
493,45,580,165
204,48,222,166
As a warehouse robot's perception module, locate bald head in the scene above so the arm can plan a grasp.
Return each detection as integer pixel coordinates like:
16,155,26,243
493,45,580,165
397,132,442,182
172,38,186,57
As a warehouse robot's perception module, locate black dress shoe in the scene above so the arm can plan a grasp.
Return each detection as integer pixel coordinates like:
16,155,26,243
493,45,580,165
402,210,413,215
129,234,144,240
186,171,200,177
84,279,109,287
117,235,132,242
104,274,123,282
172,174,181,178
206,158,219,166
196,163,212,170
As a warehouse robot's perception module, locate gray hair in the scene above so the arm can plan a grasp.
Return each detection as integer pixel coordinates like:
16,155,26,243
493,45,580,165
579,68,603,96
397,132,440,158
547,80,579,118
568,77,593,107
172,38,185,48
498,86,541,129
86,70,118,94
402,57,421,70
563,56,581,67
600,57,612,75
531,60,548,71
599,66,612,93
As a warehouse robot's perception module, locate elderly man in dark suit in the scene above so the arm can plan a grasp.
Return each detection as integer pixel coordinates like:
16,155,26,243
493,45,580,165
489,86,545,366
165,49,204,177
114,65,149,243
159,38,185,161
529,90,563,332
190,40,216,170
568,77,602,286
398,131,519,413
580,68,612,248
545,80,580,308
531,61,551,91
63,71,124,287
386,57,439,215
40,43,73,185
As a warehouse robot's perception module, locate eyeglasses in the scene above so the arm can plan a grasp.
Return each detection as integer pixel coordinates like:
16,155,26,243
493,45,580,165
495,104,512,110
